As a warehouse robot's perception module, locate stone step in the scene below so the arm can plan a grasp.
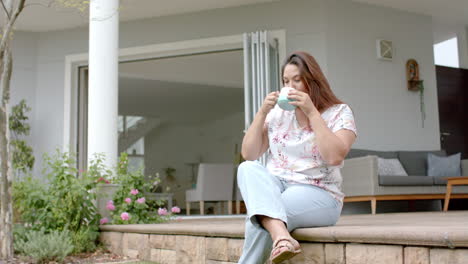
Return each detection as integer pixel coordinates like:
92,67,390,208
100,211,468,263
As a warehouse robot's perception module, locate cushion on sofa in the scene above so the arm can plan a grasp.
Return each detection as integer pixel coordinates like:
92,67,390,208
379,175,434,186
428,152,461,177
347,149,398,159
428,153,461,185
378,158,408,176
397,150,447,176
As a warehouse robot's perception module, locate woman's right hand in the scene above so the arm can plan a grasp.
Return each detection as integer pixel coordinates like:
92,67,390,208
260,91,279,115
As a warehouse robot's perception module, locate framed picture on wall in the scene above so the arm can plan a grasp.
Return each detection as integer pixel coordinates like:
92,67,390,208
376,39,393,61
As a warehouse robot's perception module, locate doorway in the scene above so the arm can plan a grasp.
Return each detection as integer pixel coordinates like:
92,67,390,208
436,65,468,159
78,50,245,213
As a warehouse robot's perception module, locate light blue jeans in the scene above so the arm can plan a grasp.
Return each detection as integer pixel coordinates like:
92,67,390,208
237,161,342,264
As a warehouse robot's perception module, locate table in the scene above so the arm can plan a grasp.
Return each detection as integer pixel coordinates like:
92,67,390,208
443,177,468,211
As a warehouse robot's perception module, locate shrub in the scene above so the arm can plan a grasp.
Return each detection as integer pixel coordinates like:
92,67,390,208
13,149,103,254
104,153,179,224
70,225,99,253
14,228,74,263
9,99,35,177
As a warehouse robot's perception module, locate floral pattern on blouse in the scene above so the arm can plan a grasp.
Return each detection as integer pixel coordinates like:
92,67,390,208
265,104,357,203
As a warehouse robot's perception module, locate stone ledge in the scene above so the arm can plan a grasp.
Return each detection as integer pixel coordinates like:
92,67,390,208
100,233,468,264
293,226,468,248
101,211,468,248
100,222,244,238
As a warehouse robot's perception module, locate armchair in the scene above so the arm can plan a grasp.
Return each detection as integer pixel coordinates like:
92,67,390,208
185,163,235,215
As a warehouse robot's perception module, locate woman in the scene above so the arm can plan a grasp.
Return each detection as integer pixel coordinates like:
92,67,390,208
237,51,357,264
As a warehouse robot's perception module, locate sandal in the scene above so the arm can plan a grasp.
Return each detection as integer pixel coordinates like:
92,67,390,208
270,236,302,264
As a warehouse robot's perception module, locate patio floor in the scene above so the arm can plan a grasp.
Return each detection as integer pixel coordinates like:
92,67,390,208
100,211,468,263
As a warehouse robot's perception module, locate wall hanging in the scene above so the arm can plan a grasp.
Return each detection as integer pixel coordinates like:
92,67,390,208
406,59,425,127
377,39,393,60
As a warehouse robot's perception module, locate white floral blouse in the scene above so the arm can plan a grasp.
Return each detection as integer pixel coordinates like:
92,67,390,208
265,104,357,203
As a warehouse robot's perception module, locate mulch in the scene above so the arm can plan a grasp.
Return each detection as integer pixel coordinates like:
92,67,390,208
0,247,140,264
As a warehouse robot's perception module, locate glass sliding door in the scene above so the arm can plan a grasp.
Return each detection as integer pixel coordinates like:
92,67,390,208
77,67,88,174
243,31,280,164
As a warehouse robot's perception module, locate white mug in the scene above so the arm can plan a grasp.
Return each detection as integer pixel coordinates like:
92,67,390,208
277,87,296,111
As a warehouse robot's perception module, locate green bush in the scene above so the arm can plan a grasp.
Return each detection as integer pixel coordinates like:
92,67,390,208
9,99,35,176
15,228,74,263
106,153,179,224
13,149,103,254
13,224,29,251
70,225,99,253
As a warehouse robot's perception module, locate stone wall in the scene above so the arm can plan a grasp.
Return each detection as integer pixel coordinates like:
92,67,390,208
100,232,468,264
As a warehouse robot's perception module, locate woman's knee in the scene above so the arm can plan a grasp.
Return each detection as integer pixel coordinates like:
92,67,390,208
237,161,260,178
238,160,260,171
237,161,256,186
287,207,340,230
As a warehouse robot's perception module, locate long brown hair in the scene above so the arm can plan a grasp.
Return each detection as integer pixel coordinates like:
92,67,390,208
281,51,343,113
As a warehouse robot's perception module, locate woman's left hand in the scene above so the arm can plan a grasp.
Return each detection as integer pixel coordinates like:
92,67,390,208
288,90,319,118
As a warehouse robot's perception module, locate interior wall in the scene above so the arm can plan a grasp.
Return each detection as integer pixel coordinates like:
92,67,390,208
144,112,244,208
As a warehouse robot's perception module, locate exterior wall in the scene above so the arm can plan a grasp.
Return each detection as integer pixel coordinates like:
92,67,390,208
9,0,442,178
457,26,468,69
325,0,439,151
100,231,468,264
10,32,39,178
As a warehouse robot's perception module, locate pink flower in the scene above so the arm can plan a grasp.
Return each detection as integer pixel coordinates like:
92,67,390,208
106,200,115,211
124,198,132,204
100,218,109,225
105,180,110,184
97,177,105,183
158,208,168,216
121,212,130,221
130,189,139,195
171,206,181,214
136,197,146,204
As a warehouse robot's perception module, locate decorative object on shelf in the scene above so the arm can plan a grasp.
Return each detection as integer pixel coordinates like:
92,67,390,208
406,59,425,128
376,39,393,61
163,167,176,182
185,162,200,188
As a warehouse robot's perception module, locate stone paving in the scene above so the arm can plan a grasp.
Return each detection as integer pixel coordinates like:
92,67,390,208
100,211,468,263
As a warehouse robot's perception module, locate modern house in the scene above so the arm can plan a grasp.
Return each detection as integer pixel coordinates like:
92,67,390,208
8,0,468,212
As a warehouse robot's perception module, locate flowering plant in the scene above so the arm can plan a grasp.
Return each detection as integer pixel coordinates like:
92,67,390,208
86,153,113,184
100,152,180,225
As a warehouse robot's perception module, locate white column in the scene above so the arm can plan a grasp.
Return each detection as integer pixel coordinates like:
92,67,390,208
88,0,119,169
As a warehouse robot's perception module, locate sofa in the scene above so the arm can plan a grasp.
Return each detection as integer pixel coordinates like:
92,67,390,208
341,149,468,214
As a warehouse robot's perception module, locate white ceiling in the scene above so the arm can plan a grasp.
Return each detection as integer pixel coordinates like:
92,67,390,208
6,0,279,32
119,49,244,89
118,50,244,121
3,0,468,32
352,0,468,26
118,77,244,123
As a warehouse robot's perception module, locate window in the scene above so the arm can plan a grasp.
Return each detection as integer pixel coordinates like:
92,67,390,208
434,37,459,68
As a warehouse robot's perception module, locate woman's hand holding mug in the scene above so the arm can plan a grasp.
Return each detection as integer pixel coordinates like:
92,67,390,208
260,91,279,115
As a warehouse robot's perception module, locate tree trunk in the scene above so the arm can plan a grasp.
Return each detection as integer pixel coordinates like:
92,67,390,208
0,0,29,259
0,43,14,260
